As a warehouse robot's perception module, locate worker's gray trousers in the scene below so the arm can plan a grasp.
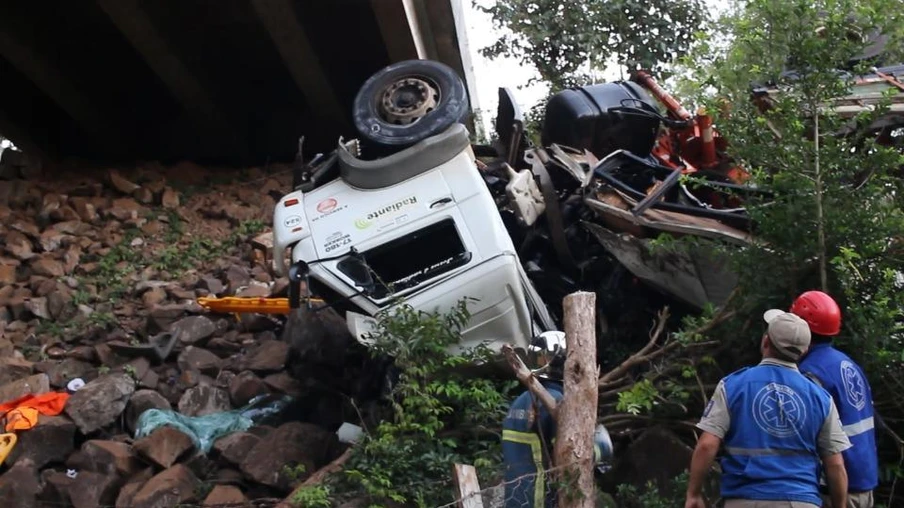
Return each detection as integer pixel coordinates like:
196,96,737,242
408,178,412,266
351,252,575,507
821,491,874,508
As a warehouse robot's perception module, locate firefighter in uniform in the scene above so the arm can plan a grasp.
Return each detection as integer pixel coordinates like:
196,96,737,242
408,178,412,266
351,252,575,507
685,310,852,508
502,331,613,508
791,290,878,508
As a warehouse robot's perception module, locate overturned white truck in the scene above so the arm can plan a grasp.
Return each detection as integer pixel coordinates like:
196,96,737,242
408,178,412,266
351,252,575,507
272,60,558,355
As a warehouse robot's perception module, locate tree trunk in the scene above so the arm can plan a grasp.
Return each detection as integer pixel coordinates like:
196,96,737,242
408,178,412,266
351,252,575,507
554,291,599,508
814,109,828,291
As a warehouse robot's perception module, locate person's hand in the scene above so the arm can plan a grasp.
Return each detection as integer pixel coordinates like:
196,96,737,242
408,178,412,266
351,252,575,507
685,494,706,508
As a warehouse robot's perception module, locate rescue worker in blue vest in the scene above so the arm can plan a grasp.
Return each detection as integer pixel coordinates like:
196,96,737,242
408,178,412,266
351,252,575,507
502,331,614,508
790,290,878,508
685,310,852,508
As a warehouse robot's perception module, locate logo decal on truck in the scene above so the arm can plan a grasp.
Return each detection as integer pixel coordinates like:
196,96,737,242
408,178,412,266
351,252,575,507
354,196,419,230
364,196,418,221
284,215,302,228
317,198,338,213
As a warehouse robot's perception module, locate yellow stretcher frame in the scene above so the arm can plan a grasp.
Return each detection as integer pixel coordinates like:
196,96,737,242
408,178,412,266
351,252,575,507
196,296,325,315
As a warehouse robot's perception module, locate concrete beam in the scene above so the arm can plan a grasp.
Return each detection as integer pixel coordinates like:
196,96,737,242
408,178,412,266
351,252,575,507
250,0,350,133
369,0,420,63
0,30,128,153
96,0,249,160
404,0,478,133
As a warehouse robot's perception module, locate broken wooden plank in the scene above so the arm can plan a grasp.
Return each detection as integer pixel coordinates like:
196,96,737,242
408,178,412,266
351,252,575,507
452,463,484,508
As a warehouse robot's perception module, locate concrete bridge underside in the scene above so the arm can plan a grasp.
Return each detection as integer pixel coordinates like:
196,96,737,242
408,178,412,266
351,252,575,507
0,0,478,167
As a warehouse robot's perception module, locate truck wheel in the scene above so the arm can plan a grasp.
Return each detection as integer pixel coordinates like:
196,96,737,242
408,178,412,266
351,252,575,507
352,59,469,148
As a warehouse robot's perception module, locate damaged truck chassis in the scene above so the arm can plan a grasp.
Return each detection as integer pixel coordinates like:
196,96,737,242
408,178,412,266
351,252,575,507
270,57,903,359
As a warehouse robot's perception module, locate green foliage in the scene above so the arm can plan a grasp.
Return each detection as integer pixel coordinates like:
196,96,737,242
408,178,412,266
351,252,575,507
281,463,308,484
616,472,690,508
339,298,513,507
477,0,710,90
290,485,332,508
616,379,659,415
667,0,904,501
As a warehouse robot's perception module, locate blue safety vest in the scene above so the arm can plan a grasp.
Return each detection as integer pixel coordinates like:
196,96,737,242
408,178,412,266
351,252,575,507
720,362,831,505
502,382,564,508
799,343,878,492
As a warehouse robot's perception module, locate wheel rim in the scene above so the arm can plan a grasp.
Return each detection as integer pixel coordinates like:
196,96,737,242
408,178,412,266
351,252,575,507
378,76,440,125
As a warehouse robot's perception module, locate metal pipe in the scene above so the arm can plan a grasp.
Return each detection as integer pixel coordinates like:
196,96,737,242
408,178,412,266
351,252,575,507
696,107,717,167
631,70,692,120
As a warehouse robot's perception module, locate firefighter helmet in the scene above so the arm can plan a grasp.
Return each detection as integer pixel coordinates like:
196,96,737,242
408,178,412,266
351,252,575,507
790,290,842,336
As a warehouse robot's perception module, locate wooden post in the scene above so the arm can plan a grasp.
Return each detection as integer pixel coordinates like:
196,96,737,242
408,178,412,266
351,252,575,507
554,291,599,507
452,463,485,508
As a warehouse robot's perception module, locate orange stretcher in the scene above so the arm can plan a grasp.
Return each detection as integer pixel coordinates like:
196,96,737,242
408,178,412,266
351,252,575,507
0,433,16,467
197,296,325,315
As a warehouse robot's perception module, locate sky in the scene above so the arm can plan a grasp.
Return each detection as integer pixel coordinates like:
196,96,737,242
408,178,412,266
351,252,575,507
459,0,729,136
459,0,550,135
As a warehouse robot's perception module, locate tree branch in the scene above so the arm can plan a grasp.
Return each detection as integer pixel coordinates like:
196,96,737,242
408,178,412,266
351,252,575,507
598,307,671,386
502,343,559,419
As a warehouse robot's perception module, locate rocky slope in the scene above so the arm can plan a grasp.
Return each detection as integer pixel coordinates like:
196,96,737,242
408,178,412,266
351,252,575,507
0,154,352,507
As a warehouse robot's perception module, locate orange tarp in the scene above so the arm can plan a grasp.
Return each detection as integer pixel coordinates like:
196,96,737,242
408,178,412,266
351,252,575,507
0,392,70,432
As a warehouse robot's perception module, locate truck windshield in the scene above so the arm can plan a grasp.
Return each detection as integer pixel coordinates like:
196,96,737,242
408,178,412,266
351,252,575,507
338,218,471,300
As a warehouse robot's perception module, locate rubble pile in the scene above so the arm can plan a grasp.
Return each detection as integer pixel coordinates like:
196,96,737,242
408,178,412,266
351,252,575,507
0,157,350,507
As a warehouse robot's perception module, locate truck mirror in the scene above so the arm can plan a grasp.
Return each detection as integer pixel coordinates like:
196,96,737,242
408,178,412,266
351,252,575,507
338,256,375,294
288,260,310,309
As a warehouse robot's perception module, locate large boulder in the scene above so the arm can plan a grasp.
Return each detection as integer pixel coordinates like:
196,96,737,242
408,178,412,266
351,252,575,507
0,464,41,508
133,426,195,469
124,389,172,434
129,464,201,508
68,440,143,478
0,373,50,403
177,384,231,417
7,415,76,469
64,373,136,434
239,421,339,491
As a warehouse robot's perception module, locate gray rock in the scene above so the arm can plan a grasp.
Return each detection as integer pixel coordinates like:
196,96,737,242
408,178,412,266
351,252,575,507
7,415,76,469
177,346,222,377
178,384,231,417
133,426,195,469
46,358,95,388
240,340,290,373
240,421,339,491
64,373,136,434
68,440,143,478
203,485,247,506
0,373,50,403
228,370,269,407
0,357,33,385
129,464,200,508
171,316,217,345
212,432,260,467
0,464,41,508
124,389,172,434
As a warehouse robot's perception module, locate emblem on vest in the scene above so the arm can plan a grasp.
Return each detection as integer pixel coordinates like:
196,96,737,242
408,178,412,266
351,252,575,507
753,383,808,438
840,360,867,410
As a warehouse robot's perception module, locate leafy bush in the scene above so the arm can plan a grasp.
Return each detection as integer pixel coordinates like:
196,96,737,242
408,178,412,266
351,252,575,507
334,298,516,507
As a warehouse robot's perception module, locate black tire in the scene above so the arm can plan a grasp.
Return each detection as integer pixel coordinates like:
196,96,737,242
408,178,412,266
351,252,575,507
353,59,469,148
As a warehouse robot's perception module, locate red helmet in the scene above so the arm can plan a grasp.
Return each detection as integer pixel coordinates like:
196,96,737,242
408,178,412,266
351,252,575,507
790,290,841,336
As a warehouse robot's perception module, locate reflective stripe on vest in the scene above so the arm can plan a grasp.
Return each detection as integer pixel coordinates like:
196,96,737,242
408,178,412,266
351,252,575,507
502,429,545,508
725,447,813,457
843,416,874,437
